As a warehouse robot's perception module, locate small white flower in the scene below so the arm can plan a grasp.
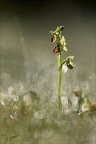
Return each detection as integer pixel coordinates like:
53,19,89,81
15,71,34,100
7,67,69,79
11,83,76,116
62,64,68,73
8,87,14,95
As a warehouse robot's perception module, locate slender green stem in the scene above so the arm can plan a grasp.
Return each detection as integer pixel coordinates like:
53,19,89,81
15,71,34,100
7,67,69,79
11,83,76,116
58,51,62,110
50,26,75,111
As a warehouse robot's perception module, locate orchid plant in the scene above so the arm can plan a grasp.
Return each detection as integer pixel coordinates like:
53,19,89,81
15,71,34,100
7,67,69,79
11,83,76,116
50,26,75,110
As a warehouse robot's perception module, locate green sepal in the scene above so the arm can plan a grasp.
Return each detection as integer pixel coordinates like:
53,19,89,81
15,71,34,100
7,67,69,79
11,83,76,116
66,56,74,61
63,46,67,51
60,36,67,51
56,26,64,33
50,26,64,36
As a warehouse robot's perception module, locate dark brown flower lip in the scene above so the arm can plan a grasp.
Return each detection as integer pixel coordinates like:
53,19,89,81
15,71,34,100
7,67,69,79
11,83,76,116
51,35,56,43
53,45,60,53
67,64,73,69
66,59,74,69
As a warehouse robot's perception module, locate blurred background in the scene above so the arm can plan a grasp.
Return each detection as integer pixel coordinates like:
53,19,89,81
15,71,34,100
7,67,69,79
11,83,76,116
0,1,96,144
0,0,96,91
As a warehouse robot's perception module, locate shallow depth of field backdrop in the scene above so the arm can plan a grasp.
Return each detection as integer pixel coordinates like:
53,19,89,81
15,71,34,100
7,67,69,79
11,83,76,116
0,0,96,144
